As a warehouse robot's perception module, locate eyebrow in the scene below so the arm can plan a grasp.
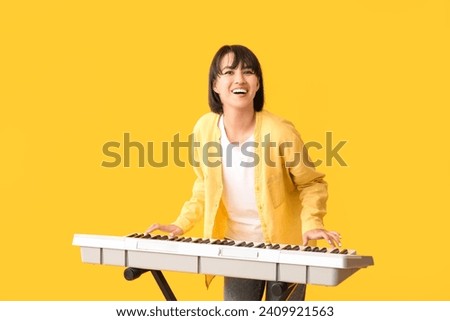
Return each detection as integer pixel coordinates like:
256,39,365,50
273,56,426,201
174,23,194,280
221,65,254,71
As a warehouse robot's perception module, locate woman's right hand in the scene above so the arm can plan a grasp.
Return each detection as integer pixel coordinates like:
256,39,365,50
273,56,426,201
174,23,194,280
144,223,184,237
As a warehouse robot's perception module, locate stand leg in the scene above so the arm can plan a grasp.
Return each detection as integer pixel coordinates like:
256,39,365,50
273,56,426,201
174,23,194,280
149,270,177,301
124,267,177,301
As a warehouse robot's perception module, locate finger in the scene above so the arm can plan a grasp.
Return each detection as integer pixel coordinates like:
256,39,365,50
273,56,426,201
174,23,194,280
168,227,178,237
144,223,161,235
329,231,342,246
328,231,342,243
165,226,182,237
302,234,309,246
328,231,341,238
321,233,335,246
311,230,331,244
327,232,341,247
303,229,326,245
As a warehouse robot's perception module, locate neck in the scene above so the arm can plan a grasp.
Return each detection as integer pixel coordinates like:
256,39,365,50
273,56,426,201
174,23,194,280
222,107,256,144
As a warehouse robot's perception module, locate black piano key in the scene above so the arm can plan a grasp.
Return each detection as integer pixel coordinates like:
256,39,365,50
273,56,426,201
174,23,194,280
282,245,292,250
175,237,186,242
142,234,152,239
235,241,246,247
211,239,221,244
200,239,210,244
126,233,138,238
224,240,235,246
319,247,327,252
330,248,339,254
303,246,312,251
270,244,280,249
245,242,254,247
254,243,265,248
192,238,203,243
340,249,349,254
182,237,192,242
292,245,300,251
312,247,320,252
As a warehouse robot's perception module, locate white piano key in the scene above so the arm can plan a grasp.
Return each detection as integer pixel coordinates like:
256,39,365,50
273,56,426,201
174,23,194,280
134,239,220,260
278,250,360,269
136,238,195,253
217,246,259,260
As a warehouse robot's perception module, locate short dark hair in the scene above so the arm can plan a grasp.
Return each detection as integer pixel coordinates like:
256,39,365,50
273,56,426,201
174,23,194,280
208,45,265,114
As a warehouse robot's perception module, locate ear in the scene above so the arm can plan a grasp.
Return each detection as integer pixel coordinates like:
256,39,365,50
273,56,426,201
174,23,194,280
213,80,219,94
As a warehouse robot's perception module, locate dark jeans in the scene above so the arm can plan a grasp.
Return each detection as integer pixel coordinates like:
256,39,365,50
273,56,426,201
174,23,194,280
224,277,306,301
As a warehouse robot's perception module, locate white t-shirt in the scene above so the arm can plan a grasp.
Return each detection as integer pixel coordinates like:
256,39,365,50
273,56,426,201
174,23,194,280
219,115,264,243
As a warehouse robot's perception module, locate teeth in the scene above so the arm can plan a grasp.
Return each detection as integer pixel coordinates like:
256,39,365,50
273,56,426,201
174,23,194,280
232,88,247,94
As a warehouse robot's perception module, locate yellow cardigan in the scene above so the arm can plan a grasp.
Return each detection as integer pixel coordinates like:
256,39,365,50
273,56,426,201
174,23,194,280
172,110,328,285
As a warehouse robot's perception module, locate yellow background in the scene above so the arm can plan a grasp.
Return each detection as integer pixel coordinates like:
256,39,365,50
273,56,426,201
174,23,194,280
1,1,449,300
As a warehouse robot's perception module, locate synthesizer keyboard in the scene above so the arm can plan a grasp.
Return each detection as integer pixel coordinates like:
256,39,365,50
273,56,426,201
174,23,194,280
73,233,374,286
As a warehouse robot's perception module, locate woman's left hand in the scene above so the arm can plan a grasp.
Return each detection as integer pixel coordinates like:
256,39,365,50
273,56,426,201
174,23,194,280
302,229,341,247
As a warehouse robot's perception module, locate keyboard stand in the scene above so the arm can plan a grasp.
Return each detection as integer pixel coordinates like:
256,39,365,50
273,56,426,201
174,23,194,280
123,267,306,301
124,267,177,301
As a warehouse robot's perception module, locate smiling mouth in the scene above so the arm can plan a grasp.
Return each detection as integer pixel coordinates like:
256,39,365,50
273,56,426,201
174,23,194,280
232,88,248,95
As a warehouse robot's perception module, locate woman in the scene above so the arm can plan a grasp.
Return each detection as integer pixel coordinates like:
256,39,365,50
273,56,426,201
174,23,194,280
146,44,341,300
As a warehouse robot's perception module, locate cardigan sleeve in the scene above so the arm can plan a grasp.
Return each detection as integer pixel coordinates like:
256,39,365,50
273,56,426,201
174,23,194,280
172,128,206,233
282,123,328,234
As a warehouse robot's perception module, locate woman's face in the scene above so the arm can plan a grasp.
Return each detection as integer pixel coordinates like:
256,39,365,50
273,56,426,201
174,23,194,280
213,52,260,112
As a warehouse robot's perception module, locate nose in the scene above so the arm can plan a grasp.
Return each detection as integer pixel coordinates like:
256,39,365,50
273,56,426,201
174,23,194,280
234,70,247,84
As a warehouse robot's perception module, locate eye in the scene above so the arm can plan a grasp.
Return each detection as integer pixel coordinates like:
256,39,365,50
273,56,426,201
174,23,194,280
243,69,255,75
223,70,233,75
